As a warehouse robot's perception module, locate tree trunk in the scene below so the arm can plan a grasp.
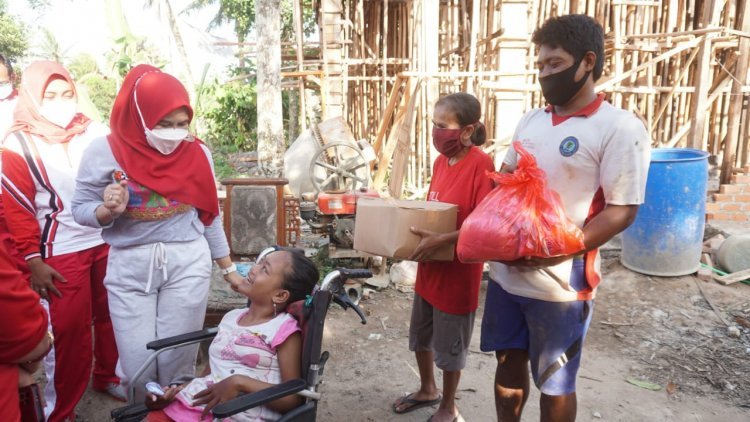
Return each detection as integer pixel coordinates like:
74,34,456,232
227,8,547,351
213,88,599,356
288,90,300,143
163,0,195,91
256,0,285,177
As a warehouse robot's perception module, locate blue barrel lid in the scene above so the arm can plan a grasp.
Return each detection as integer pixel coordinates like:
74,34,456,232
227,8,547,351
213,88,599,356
651,148,709,163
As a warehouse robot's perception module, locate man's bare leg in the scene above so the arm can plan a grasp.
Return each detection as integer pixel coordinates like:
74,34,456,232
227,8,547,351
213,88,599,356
540,392,576,422
494,349,530,422
393,351,441,412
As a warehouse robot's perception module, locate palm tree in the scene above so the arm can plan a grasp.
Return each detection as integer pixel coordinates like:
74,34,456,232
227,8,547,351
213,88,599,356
37,28,70,62
143,0,195,90
184,0,255,44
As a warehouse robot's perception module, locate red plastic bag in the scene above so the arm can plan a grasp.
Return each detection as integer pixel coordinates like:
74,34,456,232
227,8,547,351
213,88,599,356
457,141,585,263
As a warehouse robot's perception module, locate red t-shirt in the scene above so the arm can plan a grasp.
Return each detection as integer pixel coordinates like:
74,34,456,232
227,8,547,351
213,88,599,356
415,147,495,314
0,229,48,421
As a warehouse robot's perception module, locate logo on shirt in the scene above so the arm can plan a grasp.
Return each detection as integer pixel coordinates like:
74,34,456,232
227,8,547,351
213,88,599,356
559,137,579,157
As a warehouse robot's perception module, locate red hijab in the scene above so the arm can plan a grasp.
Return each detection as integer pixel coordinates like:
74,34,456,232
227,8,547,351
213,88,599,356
108,64,218,226
8,61,91,144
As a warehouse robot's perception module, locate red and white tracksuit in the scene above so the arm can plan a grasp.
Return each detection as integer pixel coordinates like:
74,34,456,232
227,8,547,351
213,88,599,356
1,125,119,422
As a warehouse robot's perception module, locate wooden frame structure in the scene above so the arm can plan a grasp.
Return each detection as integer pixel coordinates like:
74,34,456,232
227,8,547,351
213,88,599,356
242,1,750,196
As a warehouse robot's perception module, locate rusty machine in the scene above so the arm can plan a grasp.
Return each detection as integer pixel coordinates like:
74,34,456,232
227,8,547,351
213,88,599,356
298,118,378,259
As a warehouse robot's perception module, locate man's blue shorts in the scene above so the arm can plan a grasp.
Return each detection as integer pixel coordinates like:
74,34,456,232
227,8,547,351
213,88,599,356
480,266,594,396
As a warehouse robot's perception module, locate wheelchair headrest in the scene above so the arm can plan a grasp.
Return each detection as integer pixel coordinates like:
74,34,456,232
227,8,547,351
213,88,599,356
286,299,309,323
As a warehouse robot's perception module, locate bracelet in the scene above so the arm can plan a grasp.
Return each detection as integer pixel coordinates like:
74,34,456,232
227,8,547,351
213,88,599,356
221,263,238,276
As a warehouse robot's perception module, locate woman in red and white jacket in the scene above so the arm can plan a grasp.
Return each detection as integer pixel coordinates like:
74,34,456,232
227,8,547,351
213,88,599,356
1,61,122,421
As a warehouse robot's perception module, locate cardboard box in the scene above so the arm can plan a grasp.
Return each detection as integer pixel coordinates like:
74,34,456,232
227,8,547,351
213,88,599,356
353,197,458,261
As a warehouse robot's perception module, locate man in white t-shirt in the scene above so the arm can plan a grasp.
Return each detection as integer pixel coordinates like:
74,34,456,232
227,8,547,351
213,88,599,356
480,15,651,422
0,54,18,138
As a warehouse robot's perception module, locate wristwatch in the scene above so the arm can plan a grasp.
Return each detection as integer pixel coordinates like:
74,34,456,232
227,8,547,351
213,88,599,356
221,263,238,276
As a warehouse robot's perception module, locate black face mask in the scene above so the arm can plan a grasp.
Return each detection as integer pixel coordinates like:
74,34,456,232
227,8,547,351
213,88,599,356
539,56,591,106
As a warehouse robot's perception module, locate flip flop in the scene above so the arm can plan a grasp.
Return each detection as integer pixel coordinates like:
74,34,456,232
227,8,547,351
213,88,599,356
393,392,442,414
426,414,460,422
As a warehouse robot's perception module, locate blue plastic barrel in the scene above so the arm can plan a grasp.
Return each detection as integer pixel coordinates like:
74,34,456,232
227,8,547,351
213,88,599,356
621,148,709,276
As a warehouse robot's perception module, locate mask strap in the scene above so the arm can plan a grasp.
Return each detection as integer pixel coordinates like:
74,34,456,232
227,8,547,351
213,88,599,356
24,85,45,114
132,71,159,131
574,54,592,79
132,87,151,131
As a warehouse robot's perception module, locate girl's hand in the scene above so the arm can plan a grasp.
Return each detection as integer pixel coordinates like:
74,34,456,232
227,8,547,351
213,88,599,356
408,227,447,261
145,384,184,410
193,375,244,418
102,180,129,215
27,258,65,301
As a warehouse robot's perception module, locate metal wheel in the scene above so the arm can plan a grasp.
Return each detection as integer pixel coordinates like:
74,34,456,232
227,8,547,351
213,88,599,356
309,141,369,192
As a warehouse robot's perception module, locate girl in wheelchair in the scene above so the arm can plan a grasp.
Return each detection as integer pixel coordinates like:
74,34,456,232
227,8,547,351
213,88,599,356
146,248,319,421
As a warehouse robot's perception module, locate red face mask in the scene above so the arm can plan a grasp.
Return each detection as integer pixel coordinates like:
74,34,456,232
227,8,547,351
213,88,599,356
432,127,465,157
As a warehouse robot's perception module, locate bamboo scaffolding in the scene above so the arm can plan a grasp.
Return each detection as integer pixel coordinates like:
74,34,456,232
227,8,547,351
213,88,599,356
250,0,750,196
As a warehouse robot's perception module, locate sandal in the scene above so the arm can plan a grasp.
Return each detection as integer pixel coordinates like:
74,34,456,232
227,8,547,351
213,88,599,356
393,392,442,414
426,415,459,422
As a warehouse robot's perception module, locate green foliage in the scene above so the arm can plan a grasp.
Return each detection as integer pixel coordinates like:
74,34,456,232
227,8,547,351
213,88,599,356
197,79,258,153
184,0,316,43
62,54,117,124
278,0,317,40
312,246,336,277
0,13,28,62
37,27,69,62
67,53,100,79
25,0,51,10
185,0,255,43
107,35,165,78
77,74,117,123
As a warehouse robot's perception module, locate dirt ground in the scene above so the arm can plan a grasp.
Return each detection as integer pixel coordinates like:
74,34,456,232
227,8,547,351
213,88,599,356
70,251,750,421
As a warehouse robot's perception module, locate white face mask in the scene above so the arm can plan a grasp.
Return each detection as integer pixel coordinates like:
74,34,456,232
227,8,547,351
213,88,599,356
41,100,78,128
133,88,191,155
0,84,12,100
146,128,190,155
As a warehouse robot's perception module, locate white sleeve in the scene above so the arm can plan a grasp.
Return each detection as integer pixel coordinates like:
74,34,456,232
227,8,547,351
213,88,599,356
599,113,651,205
502,111,535,171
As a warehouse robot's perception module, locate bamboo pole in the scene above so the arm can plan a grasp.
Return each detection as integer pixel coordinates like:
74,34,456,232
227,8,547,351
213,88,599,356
293,0,307,132
721,0,750,183
467,0,481,93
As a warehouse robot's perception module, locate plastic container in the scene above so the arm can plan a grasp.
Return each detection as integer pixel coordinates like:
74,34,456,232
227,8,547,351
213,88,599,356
621,148,709,276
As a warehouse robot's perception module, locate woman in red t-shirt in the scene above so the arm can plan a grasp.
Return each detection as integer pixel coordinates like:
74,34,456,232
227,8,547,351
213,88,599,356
392,93,494,421
0,225,51,421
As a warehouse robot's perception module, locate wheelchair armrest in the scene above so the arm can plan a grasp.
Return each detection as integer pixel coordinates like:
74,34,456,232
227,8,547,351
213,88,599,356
146,327,219,351
211,378,307,418
277,401,316,422
111,403,149,421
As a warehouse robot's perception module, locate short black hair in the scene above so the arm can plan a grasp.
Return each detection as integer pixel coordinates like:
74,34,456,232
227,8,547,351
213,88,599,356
0,54,13,76
435,92,487,146
279,248,319,305
532,14,605,81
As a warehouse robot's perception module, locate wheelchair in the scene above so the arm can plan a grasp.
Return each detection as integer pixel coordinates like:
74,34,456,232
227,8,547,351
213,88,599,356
111,246,370,421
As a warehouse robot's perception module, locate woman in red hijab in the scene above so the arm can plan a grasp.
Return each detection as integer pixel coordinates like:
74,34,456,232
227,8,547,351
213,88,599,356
1,61,122,421
72,65,242,401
